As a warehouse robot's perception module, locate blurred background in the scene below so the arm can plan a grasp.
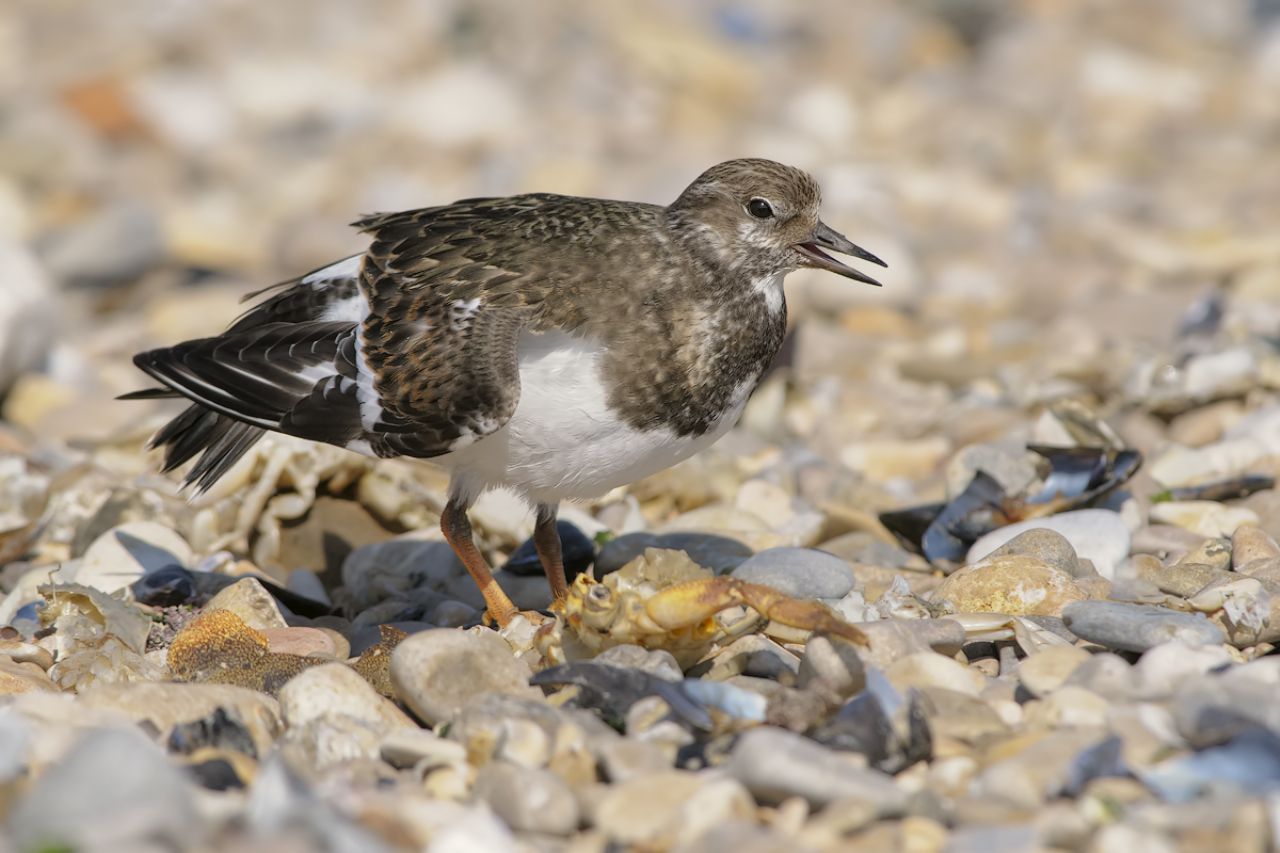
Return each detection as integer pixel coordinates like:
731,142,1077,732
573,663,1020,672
2,0,1279,525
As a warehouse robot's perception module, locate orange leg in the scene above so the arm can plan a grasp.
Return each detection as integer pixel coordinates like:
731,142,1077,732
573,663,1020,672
533,504,568,604
441,498,517,627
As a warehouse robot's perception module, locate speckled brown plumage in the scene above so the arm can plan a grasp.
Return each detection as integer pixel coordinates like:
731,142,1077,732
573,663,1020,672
129,158,885,625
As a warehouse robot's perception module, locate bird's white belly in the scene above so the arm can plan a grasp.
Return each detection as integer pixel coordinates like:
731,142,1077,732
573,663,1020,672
439,331,750,504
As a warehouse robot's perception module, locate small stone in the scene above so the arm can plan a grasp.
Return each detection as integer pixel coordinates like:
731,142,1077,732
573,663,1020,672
855,618,967,669
1136,556,1233,598
886,652,986,696
1232,525,1280,572
261,627,340,659
203,577,288,631
983,528,1082,576
79,682,282,757
934,555,1088,617
340,534,462,613
76,522,193,594
1018,646,1091,698
502,520,595,578
1175,538,1233,573
731,547,855,599
973,729,1110,808
390,628,535,725
918,687,1010,744
967,510,1131,580
594,737,672,783
594,644,683,681
704,634,800,682
1131,642,1234,700
1149,501,1260,539
0,658,56,695
379,727,466,770
1062,601,1225,653
592,770,753,845
8,727,198,851
278,662,415,732
1024,685,1111,729
1062,653,1134,703
726,726,907,810
285,569,331,607
798,634,867,699
596,532,753,575
473,761,579,836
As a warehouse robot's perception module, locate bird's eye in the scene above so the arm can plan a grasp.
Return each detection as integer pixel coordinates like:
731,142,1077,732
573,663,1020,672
747,198,774,219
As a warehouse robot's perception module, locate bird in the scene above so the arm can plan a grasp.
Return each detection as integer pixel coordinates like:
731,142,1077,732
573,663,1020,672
125,158,886,627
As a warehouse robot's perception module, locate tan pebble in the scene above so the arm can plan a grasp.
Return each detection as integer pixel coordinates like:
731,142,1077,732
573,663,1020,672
1019,645,1091,697
933,555,1087,617
203,577,288,631
0,658,58,695
1024,685,1110,729
886,652,986,696
1149,501,1260,539
1232,524,1280,571
0,638,54,671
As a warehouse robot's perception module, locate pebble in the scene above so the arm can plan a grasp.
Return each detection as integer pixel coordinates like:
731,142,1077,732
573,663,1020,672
261,626,340,659
75,521,193,594
726,727,907,811
389,628,535,725
983,528,1082,576
8,726,198,851
1232,525,1280,571
967,510,1132,580
593,737,672,783
933,554,1088,617
278,662,415,732
730,547,856,599
0,658,57,695
501,520,595,578
1062,601,1225,652
797,634,867,698
378,727,467,770
1018,646,1092,698
855,618,967,669
592,771,754,846
203,577,289,631
596,531,754,575
1149,501,1261,538
79,682,282,756
886,652,986,696
340,534,463,612
472,762,579,836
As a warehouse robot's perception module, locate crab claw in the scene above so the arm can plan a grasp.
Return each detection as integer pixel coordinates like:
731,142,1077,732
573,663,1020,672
642,577,869,647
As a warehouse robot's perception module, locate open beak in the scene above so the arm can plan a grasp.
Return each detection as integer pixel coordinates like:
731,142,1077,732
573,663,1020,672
794,221,887,287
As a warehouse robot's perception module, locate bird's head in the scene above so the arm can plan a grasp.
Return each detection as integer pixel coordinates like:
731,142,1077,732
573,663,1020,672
667,158,886,286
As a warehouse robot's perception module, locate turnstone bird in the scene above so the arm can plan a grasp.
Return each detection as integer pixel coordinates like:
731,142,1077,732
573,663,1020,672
126,159,885,626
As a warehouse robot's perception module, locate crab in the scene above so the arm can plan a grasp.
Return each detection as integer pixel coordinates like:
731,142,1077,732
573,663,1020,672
537,547,868,668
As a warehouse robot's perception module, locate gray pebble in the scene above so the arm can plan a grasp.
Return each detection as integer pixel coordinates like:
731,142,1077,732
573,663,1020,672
596,532,752,575
473,762,579,835
594,644,683,681
390,629,535,725
968,509,1131,580
725,726,907,810
984,528,1081,577
855,618,966,669
1062,601,1224,653
798,634,867,699
8,727,198,851
731,547,855,599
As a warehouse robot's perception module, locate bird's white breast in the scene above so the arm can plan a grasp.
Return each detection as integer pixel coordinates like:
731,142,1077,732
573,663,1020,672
441,330,752,504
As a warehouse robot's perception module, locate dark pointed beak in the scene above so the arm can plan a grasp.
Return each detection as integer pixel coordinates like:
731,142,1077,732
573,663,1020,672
794,221,887,286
